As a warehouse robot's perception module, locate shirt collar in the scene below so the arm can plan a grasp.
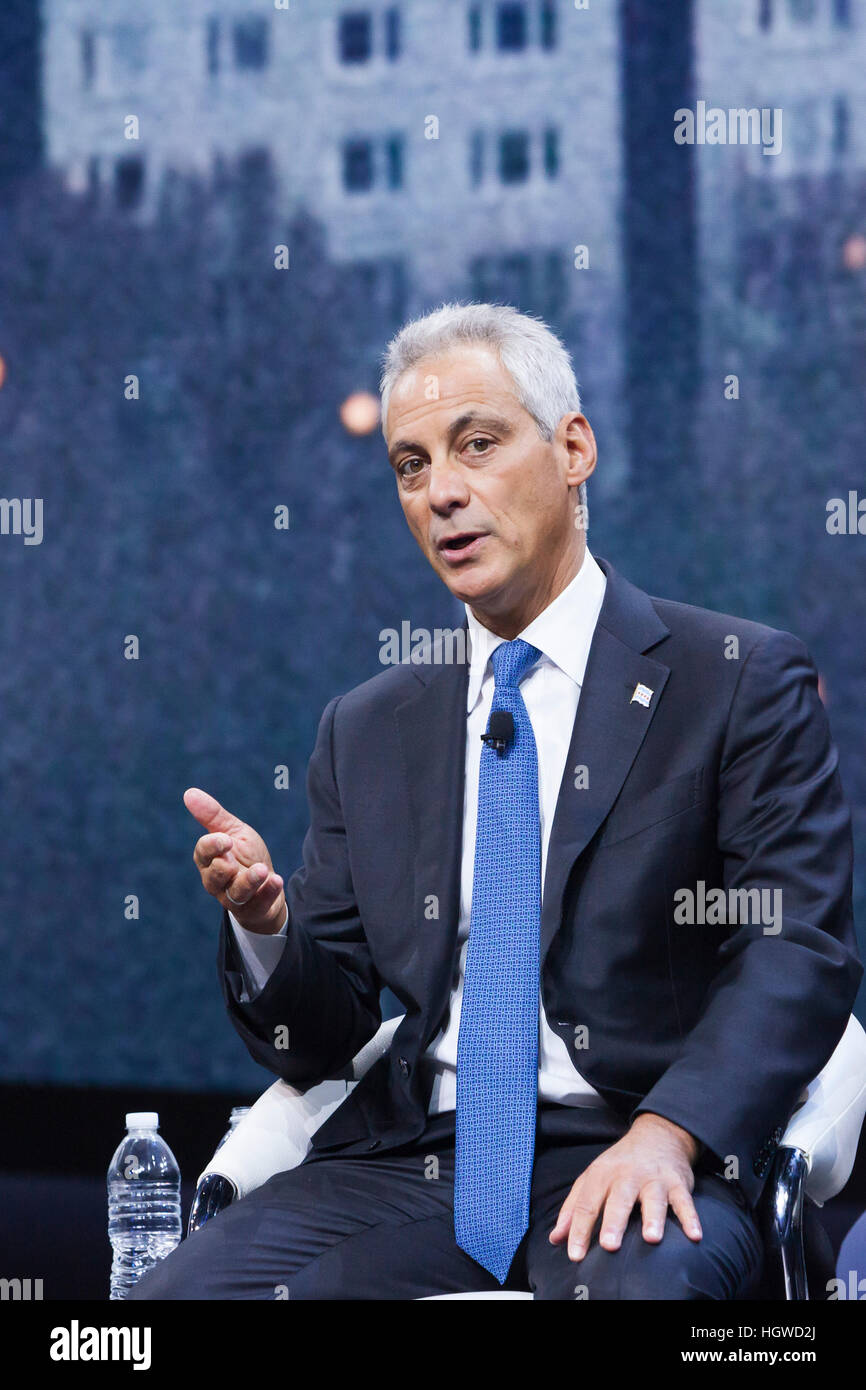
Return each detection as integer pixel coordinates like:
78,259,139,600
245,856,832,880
464,548,607,712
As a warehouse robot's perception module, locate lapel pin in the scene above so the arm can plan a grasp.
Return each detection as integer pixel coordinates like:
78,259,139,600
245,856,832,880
630,682,653,708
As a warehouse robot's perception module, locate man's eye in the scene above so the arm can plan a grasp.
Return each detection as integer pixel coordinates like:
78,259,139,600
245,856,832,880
466,437,492,454
398,457,424,478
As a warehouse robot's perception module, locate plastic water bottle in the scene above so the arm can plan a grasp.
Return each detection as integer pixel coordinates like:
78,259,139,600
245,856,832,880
107,1112,182,1299
214,1105,251,1153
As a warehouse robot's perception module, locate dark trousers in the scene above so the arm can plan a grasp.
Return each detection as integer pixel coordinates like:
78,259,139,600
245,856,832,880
129,1103,763,1300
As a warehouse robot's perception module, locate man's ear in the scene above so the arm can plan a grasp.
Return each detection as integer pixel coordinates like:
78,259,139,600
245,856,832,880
560,413,598,488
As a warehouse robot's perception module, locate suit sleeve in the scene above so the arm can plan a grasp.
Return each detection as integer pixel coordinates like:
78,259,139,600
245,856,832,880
631,629,862,1191
218,694,383,1087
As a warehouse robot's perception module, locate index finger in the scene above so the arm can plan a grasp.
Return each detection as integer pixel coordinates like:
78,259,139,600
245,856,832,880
193,832,235,870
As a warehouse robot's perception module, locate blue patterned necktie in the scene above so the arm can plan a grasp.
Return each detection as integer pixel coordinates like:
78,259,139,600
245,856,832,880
454,637,542,1284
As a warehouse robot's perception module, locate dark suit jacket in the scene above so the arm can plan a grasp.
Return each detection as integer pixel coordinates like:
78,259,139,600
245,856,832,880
219,557,862,1207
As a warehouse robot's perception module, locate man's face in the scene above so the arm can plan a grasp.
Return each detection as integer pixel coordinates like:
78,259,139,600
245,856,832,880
384,345,595,625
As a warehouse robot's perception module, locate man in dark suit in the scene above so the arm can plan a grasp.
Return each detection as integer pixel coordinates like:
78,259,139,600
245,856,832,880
132,302,861,1300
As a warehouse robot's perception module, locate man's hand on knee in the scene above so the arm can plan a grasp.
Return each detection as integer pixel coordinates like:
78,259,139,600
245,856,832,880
548,1112,704,1262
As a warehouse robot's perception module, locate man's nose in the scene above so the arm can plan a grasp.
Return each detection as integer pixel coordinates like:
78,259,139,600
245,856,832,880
427,455,471,513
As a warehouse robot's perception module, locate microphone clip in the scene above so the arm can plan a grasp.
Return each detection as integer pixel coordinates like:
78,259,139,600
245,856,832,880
480,710,515,756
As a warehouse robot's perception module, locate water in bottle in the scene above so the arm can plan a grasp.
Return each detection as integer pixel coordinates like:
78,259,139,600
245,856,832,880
107,1111,182,1299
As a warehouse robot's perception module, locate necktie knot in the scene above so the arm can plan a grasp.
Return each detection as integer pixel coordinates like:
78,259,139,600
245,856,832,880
491,638,541,691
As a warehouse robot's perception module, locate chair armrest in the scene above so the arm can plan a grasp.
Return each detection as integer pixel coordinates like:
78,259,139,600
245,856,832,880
196,1076,351,1197
781,1015,866,1206
340,1014,402,1081
195,1014,406,1198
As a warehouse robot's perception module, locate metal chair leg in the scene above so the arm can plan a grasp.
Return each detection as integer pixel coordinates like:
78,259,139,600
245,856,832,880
767,1146,810,1300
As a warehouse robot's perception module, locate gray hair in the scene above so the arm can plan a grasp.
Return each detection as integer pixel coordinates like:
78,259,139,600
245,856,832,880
379,301,588,524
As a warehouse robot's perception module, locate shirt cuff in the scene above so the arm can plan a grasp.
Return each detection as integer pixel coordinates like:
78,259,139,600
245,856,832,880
228,907,289,1001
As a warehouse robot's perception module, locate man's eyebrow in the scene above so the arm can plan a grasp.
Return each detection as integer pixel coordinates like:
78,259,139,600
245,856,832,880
387,411,515,467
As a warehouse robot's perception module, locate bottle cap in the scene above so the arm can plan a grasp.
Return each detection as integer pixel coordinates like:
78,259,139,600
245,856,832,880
125,1111,159,1129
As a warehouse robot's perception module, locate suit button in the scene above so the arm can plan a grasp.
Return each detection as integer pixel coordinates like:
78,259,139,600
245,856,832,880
368,1139,381,1150
398,1057,410,1077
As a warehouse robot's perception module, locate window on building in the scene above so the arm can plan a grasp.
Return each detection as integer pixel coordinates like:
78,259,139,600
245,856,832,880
112,24,148,80
832,95,849,155
497,3,527,50
500,253,532,303
790,98,817,156
385,8,401,59
115,155,145,210
385,135,404,188
540,0,558,50
343,138,375,191
81,29,96,89
206,17,220,76
543,127,559,178
468,5,482,50
342,136,405,193
787,0,816,22
348,258,407,321
499,130,530,182
833,0,851,25
339,11,373,62
758,0,773,28
233,15,269,69
470,252,532,308
469,130,484,185
469,248,567,316
540,249,567,315
238,146,273,183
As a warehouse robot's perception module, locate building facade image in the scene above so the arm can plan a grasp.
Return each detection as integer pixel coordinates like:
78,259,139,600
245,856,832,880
42,0,628,487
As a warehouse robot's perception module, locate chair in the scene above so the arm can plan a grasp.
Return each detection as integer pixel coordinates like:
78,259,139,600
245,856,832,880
188,1014,866,1300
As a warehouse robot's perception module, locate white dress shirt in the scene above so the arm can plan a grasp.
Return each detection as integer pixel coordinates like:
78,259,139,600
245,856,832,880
230,548,608,1112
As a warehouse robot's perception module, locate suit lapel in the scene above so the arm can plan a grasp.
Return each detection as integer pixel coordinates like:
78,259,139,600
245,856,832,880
394,642,469,1036
540,558,671,958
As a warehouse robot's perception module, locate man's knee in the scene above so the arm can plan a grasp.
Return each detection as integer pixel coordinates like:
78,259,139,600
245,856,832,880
577,1222,720,1300
534,1190,763,1301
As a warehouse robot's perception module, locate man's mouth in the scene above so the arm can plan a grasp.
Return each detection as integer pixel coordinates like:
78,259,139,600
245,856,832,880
436,531,488,564
433,530,489,553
